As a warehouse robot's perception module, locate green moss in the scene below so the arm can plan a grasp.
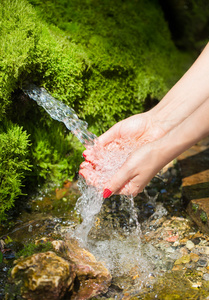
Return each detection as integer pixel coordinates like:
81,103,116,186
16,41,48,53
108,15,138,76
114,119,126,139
16,241,53,259
26,0,192,132
30,123,84,183
0,0,40,120
0,121,31,221
0,0,195,214
200,211,207,223
192,203,199,213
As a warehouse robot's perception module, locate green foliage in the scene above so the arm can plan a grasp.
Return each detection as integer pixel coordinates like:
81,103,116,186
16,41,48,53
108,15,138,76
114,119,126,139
26,0,192,133
200,211,207,223
30,123,84,183
16,241,53,258
0,0,195,214
0,122,31,220
0,0,40,120
28,23,87,106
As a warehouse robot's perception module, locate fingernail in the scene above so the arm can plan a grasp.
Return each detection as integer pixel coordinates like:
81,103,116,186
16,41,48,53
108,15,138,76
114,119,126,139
79,170,84,178
103,188,112,198
83,153,86,158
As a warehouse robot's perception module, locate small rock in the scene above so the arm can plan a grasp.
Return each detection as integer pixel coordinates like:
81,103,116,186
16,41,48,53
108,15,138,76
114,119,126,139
0,240,5,250
180,247,189,256
191,237,200,245
202,246,209,254
173,241,180,247
11,251,75,300
172,265,184,271
165,235,179,243
165,247,176,254
197,259,208,267
190,253,199,262
191,281,202,288
186,240,195,250
203,273,209,281
174,254,191,265
28,224,33,232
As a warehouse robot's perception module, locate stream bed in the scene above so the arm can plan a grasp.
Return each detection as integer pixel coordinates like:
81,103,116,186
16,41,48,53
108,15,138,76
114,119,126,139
1,162,209,299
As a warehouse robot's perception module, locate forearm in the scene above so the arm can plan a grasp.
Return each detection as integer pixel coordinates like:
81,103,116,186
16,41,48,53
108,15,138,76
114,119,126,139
151,42,209,133
155,98,209,169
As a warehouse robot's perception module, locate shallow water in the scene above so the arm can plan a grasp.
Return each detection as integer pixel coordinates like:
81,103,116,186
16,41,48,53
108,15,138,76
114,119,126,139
2,166,209,299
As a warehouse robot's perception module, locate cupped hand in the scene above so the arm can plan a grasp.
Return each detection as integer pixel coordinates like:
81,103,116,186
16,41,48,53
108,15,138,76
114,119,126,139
102,141,164,196
79,111,167,195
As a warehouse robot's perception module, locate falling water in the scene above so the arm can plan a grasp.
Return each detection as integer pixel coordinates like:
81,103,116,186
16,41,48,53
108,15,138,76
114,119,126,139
23,84,156,284
23,83,96,145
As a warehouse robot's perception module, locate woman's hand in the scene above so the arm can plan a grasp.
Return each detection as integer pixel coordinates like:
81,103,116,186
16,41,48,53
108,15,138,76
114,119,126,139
102,97,209,197
79,43,209,197
79,111,167,192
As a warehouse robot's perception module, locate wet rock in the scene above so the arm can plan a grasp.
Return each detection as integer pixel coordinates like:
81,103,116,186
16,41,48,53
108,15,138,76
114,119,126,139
187,198,209,234
11,251,75,300
174,254,191,265
52,239,112,300
197,259,208,267
11,238,112,300
190,253,199,262
191,237,201,245
203,273,209,281
186,240,195,250
178,137,209,234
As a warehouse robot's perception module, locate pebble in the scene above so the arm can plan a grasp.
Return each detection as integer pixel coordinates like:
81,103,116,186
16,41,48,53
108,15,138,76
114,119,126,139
191,282,202,288
180,247,189,256
186,240,195,250
190,253,199,262
174,254,191,265
165,247,176,254
197,259,208,267
191,237,200,245
28,225,33,232
172,265,184,271
203,273,209,281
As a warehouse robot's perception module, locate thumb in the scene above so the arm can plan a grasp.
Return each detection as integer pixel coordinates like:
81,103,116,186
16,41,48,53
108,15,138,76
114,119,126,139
98,123,121,146
102,159,135,198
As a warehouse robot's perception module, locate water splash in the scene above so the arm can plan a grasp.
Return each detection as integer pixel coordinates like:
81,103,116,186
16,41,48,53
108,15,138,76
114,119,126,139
23,84,153,282
23,83,97,145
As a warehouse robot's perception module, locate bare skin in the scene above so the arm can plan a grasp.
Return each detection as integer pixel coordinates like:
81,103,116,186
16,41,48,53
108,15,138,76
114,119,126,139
80,43,209,197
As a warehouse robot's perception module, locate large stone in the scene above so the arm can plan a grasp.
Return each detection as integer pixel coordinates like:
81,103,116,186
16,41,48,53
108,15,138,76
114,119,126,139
178,137,209,233
187,198,209,233
52,239,112,300
11,239,112,300
11,251,75,300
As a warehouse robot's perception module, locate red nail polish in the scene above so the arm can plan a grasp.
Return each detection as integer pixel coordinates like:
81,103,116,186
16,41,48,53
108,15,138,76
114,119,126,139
79,170,84,178
103,188,112,198
83,153,86,158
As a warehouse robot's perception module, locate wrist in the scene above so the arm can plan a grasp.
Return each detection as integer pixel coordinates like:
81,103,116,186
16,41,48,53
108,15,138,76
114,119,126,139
146,106,175,138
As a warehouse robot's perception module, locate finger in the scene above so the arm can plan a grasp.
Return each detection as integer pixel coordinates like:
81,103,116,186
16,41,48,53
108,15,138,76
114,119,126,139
97,123,121,146
102,158,137,197
118,176,144,196
80,161,93,169
79,169,98,186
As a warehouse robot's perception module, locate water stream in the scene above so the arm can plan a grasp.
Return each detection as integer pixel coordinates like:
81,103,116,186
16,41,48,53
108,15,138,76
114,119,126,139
23,84,162,286
23,84,97,145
